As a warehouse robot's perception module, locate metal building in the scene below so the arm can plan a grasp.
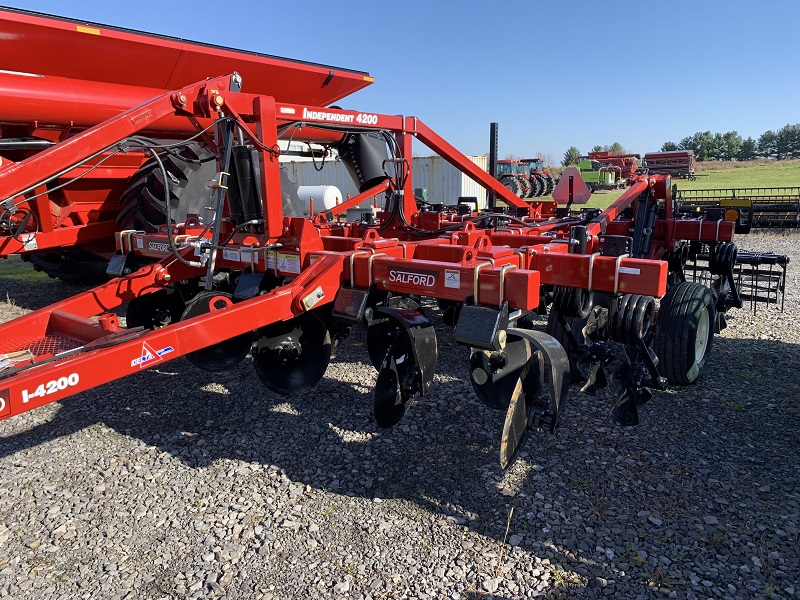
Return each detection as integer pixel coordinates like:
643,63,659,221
282,154,489,209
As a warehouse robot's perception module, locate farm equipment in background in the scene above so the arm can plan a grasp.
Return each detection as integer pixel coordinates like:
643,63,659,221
0,8,790,469
671,185,797,304
579,152,640,188
496,158,556,199
674,186,800,230
575,158,626,192
643,150,696,180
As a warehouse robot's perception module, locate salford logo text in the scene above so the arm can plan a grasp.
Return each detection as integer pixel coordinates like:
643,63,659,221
388,270,437,287
148,241,170,253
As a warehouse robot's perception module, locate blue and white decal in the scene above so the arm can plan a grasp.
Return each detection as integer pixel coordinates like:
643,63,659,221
131,342,174,368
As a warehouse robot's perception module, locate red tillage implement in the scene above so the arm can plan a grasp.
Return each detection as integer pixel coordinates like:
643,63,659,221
0,9,779,468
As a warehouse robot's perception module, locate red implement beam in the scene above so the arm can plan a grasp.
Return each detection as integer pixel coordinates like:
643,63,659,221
0,220,119,255
0,252,348,421
0,76,229,206
273,103,539,215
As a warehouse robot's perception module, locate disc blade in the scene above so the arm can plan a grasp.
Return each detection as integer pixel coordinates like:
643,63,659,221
499,376,529,470
373,353,407,428
366,318,400,371
611,386,652,427
126,288,185,330
469,337,531,410
252,312,332,395
182,291,253,373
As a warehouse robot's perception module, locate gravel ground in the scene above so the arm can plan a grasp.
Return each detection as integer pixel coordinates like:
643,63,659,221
0,232,798,600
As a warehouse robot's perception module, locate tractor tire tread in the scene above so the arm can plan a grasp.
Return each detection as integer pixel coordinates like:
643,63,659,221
117,142,217,233
654,281,714,386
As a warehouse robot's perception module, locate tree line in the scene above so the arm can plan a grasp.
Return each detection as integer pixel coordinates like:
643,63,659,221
561,142,627,166
661,123,800,161
560,124,800,166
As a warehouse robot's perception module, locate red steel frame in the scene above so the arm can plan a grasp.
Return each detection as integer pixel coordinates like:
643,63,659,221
0,5,375,259
0,72,735,422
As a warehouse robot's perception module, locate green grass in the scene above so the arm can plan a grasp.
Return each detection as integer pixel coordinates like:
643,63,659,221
1,255,51,283
532,159,800,211
680,158,800,190
0,255,81,311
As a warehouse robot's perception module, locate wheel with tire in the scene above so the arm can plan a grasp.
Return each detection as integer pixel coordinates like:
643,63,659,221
117,142,217,232
28,250,111,285
529,175,543,197
541,174,555,196
499,174,521,198
654,281,715,386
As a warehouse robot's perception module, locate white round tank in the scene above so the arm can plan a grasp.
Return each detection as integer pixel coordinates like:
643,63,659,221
297,185,343,215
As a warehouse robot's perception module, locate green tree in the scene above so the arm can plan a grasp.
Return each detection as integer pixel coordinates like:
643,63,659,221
737,137,758,161
678,136,695,152
607,141,626,155
776,123,800,159
661,141,679,151
590,145,605,153
695,131,717,161
562,146,581,166
719,131,742,161
758,130,777,158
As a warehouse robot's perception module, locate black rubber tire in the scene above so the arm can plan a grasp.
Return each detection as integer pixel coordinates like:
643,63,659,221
117,142,217,232
654,281,715,386
531,174,545,197
544,174,555,195
499,174,523,198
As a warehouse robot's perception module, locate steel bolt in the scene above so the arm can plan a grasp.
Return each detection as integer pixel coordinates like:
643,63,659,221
472,368,488,386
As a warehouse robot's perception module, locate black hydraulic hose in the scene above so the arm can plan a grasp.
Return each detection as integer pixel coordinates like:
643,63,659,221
138,146,199,268
203,116,237,290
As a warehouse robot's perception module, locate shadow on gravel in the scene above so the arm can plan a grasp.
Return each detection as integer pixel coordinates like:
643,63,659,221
2,315,799,596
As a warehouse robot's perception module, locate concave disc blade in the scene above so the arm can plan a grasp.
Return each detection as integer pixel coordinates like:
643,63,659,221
366,318,401,371
181,291,253,373
126,288,185,330
499,375,529,470
252,312,332,395
373,353,407,428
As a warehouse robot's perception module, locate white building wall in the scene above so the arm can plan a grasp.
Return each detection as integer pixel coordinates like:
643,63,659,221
282,155,489,209
412,155,488,209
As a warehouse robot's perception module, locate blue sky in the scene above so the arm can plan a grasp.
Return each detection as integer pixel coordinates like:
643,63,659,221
8,1,800,162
